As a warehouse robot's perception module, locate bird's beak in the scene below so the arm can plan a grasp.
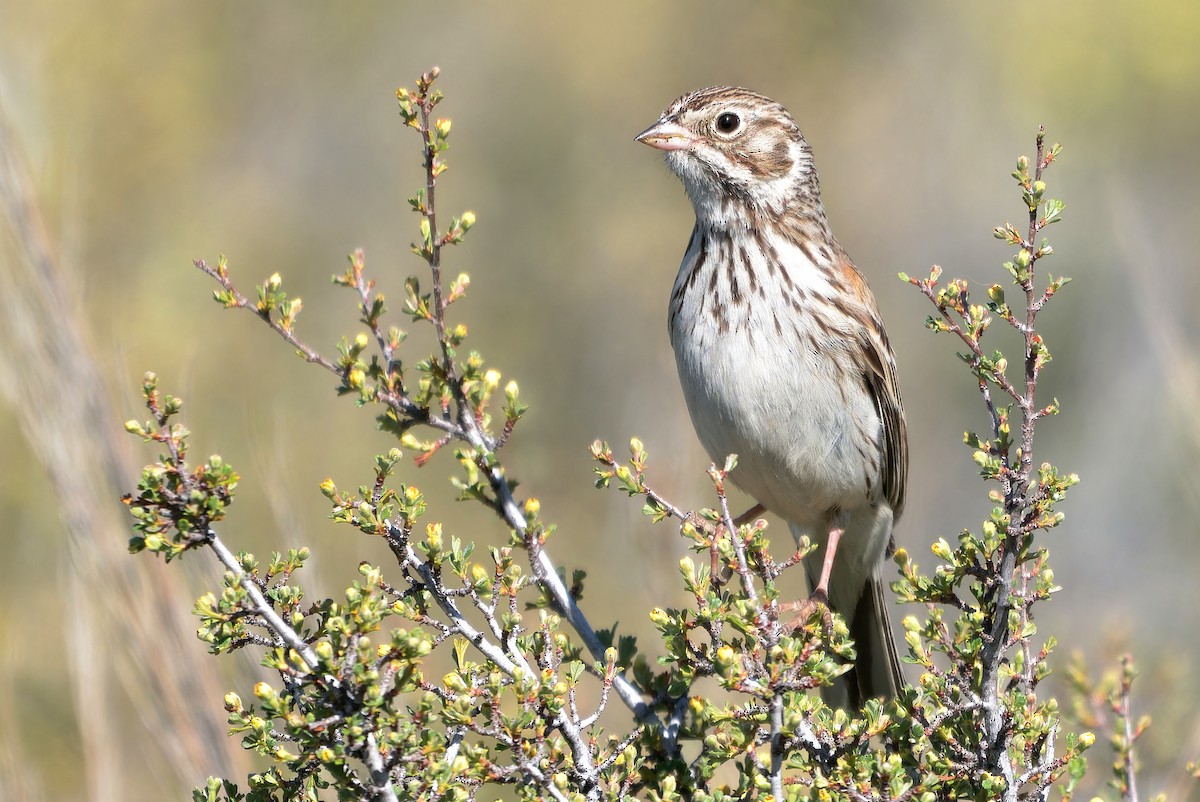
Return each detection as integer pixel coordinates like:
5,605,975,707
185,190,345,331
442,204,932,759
635,120,695,152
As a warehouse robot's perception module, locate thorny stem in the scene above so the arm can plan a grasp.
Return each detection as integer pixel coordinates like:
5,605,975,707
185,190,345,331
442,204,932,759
981,129,1051,796
1118,655,1141,802
715,474,761,610
145,402,400,802
202,85,657,728
198,260,340,374
383,516,606,801
195,69,658,798
713,465,827,786
197,253,655,727
1012,127,1048,510
916,128,1065,801
405,75,656,732
415,84,457,408
600,448,831,773
769,693,785,802
383,521,530,677
204,535,321,673
716,471,783,797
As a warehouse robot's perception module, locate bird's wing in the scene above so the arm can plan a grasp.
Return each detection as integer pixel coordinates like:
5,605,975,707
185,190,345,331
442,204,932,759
837,256,909,520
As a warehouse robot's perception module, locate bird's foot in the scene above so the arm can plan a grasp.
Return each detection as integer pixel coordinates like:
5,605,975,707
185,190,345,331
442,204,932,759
778,590,832,635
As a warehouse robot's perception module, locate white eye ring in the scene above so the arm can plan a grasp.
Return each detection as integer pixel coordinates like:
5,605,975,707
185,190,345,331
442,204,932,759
714,111,743,136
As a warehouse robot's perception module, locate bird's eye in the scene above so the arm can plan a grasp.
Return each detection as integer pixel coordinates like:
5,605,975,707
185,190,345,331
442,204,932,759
715,111,742,135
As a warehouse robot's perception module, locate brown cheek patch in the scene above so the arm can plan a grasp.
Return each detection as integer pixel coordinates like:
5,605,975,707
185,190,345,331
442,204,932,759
742,124,794,179
767,139,793,176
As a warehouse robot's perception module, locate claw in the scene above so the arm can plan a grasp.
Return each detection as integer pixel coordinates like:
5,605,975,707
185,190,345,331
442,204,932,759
779,590,833,635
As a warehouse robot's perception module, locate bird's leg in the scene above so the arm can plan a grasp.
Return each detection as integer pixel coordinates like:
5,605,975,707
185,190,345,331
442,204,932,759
779,524,844,633
811,525,843,600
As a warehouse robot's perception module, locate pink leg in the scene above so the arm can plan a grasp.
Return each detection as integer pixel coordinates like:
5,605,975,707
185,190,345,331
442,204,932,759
778,523,843,629
812,525,844,599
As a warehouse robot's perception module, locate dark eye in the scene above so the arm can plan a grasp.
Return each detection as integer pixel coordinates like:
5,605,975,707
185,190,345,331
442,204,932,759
715,111,741,134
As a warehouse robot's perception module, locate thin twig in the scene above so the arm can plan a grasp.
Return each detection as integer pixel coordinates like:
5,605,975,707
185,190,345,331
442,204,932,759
1118,656,1140,802
204,531,399,802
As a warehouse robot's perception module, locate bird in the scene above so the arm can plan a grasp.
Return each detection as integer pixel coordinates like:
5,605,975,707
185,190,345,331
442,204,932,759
636,86,907,709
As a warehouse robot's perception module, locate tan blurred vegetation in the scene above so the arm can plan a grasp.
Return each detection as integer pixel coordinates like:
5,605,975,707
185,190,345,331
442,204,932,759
1,1,1199,799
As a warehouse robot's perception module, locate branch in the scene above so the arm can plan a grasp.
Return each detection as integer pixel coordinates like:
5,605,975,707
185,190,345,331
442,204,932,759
204,534,398,802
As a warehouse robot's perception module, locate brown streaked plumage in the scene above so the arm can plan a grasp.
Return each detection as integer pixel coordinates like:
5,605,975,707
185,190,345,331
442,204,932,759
638,87,908,709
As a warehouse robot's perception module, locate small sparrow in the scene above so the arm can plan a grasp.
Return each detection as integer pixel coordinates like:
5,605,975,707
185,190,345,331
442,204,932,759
637,87,907,708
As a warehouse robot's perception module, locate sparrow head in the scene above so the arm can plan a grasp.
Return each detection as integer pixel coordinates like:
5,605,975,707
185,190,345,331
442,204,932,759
636,86,819,224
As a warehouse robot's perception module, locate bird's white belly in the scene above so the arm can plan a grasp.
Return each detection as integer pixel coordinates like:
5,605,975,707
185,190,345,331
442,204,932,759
671,313,878,530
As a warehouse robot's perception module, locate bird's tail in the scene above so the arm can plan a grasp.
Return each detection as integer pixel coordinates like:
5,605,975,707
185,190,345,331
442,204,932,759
791,513,903,710
826,569,903,710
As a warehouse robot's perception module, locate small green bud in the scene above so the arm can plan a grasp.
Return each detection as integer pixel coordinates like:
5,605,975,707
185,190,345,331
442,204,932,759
715,645,736,671
442,672,469,693
426,522,443,552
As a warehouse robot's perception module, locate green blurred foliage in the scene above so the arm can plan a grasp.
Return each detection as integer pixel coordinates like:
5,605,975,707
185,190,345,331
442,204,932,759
2,1,1199,799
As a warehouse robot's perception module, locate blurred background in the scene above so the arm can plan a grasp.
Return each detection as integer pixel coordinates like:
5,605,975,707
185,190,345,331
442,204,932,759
2,1,1199,799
